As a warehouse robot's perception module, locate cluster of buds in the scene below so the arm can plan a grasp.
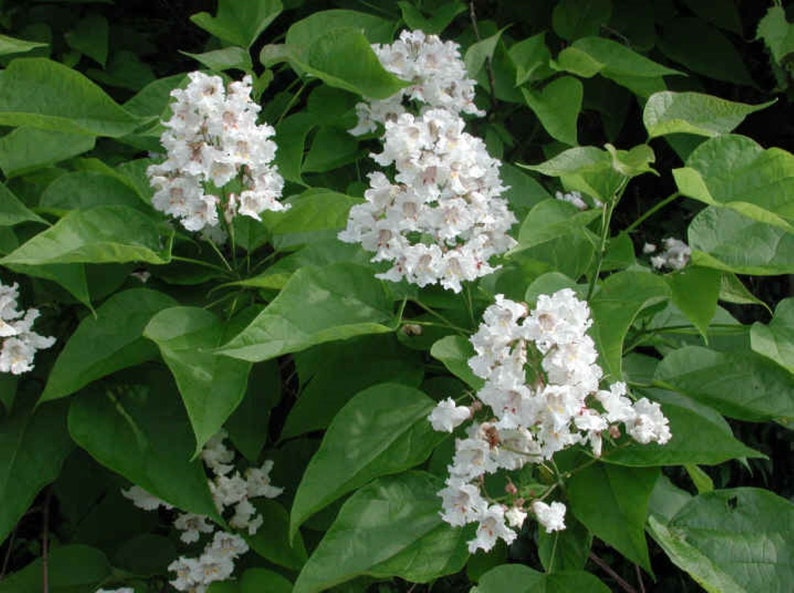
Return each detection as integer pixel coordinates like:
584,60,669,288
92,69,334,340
122,430,282,592
339,31,516,293
148,71,287,236
429,289,671,552
0,279,55,375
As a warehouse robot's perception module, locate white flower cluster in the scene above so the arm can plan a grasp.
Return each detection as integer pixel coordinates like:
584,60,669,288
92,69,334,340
645,238,691,271
554,190,602,210
429,289,671,552
349,29,483,136
340,32,516,292
121,430,282,592
148,71,287,235
0,280,55,375
96,589,134,593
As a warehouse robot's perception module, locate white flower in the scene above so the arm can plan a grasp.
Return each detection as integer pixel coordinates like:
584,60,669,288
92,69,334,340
531,500,566,533
428,398,471,432
0,281,55,375
469,505,517,553
504,506,528,529
96,588,134,593
650,237,691,270
555,190,589,210
148,71,287,234
121,485,172,511
174,513,214,544
439,478,488,526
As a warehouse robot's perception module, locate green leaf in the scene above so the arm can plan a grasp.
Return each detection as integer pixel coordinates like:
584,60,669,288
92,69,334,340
68,380,220,519
644,92,772,138
567,463,658,570
674,135,794,223
603,389,763,467
273,112,314,185
430,335,484,390
0,127,95,178
5,263,91,308
510,32,554,86
0,58,141,137
240,568,293,593
680,0,742,34
218,263,395,362
397,1,465,35
246,499,307,570
41,288,177,402
757,6,794,66
302,126,360,173
537,517,593,573
291,28,408,100
0,182,46,226
555,37,680,96
654,346,794,422
464,28,505,79
283,334,423,438
605,143,656,177
522,76,582,145
0,33,47,57
649,488,794,592
658,18,753,86
718,272,771,312
65,14,109,66
225,360,281,462
751,298,794,373
0,545,110,593
39,171,146,212
521,146,610,176
182,47,253,73
667,266,721,340
290,384,444,536
144,307,252,453
552,0,613,41
516,199,600,250
293,472,468,593
589,270,670,379
284,9,395,47
688,207,794,275
1,206,173,266
190,0,282,48
476,565,610,593
0,397,72,543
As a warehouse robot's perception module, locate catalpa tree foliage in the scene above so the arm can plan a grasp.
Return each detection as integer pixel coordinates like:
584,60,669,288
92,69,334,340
0,1,792,592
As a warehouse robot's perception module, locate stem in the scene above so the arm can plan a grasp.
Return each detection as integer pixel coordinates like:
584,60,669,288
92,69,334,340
171,255,229,274
411,299,470,334
548,532,559,572
589,551,639,593
41,487,53,593
636,564,647,593
625,192,681,234
469,1,497,112
205,237,234,273
276,82,306,125
587,179,627,300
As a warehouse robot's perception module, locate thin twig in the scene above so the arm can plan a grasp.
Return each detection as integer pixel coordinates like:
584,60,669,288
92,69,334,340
0,525,17,579
42,487,53,593
589,551,638,593
636,564,647,593
469,1,497,112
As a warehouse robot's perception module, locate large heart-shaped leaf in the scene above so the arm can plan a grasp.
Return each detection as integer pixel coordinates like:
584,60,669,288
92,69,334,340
290,384,443,536
218,263,395,362
751,298,794,373
42,288,177,402
476,564,610,593
293,472,468,593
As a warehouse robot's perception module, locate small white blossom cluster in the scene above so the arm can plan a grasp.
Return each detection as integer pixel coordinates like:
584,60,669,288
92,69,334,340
121,430,282,592
96,589,134,593
554,190,602,210
644,238,691,271
0,280,55,375
148,71,287,235
340,31,516,292
429,289,671,552
349,29,483,136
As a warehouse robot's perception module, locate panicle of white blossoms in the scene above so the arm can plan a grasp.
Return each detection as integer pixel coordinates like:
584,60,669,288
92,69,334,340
339,108,517,292
429,289,672,552
349,30,483,136
0,280,55,375
147,71,287,234
650,237,691,271
121,430,282,592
